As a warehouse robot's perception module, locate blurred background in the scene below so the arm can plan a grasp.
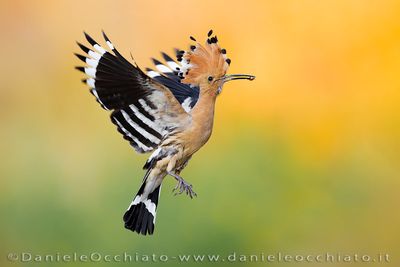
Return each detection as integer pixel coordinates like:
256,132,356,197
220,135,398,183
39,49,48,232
1,0,399,266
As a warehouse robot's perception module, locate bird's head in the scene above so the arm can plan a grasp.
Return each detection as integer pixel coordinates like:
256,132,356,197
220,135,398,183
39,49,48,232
177,30,255,96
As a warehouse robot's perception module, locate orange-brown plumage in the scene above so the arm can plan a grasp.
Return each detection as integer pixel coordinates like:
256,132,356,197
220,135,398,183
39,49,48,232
180,40,229,86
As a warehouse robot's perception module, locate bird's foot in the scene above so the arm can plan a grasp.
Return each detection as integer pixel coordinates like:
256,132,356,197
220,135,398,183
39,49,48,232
168,172,197,198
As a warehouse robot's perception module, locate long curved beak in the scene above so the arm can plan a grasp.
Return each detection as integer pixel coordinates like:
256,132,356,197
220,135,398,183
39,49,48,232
223,74,255,83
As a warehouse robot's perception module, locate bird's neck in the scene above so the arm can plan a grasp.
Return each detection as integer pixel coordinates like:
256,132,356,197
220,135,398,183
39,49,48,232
189,89,217,147
192,89,217,124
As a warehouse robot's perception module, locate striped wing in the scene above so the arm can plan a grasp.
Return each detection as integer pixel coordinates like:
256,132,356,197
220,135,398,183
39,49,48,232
75,32,188,153
145,53,200,113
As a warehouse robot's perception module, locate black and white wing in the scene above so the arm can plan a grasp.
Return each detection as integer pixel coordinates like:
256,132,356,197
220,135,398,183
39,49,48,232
145,53,200,113
75,32,189,153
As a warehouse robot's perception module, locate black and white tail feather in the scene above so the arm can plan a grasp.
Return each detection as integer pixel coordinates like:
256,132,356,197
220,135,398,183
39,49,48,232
123,170,161,235
75,31,197,235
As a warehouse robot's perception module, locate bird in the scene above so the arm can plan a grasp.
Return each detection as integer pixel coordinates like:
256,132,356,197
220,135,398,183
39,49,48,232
75,29,255,235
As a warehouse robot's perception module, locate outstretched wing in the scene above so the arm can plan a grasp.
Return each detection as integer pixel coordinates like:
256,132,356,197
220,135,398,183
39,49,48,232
145,53,200,113
75,32,189,153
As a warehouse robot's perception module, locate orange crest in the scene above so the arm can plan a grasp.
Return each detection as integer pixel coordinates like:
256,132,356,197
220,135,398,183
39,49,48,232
177,30,231,86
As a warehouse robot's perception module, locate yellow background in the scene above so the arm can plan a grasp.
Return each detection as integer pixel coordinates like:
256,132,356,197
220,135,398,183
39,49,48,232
1,0,399,266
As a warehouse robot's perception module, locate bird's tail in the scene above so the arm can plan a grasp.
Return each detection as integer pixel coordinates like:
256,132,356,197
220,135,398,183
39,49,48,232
123,179,161,235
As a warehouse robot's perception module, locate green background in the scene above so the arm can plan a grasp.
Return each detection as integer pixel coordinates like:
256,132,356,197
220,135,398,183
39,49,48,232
1,1,399,266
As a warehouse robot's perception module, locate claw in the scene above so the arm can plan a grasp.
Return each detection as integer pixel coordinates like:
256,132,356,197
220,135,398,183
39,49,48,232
168,171,197,198
172,180,180,192
179,183,185,194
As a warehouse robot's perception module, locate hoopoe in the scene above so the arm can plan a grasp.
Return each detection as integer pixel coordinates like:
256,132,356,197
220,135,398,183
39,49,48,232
75,30,255,235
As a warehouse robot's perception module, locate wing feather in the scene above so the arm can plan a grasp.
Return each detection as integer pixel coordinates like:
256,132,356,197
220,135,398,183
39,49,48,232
147,53,200,111
76,32,189,153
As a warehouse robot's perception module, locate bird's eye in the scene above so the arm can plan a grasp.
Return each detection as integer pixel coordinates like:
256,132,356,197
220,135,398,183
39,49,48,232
208,76,214,82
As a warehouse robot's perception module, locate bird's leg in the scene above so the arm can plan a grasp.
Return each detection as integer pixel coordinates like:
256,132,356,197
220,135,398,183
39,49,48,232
167,171,197,198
